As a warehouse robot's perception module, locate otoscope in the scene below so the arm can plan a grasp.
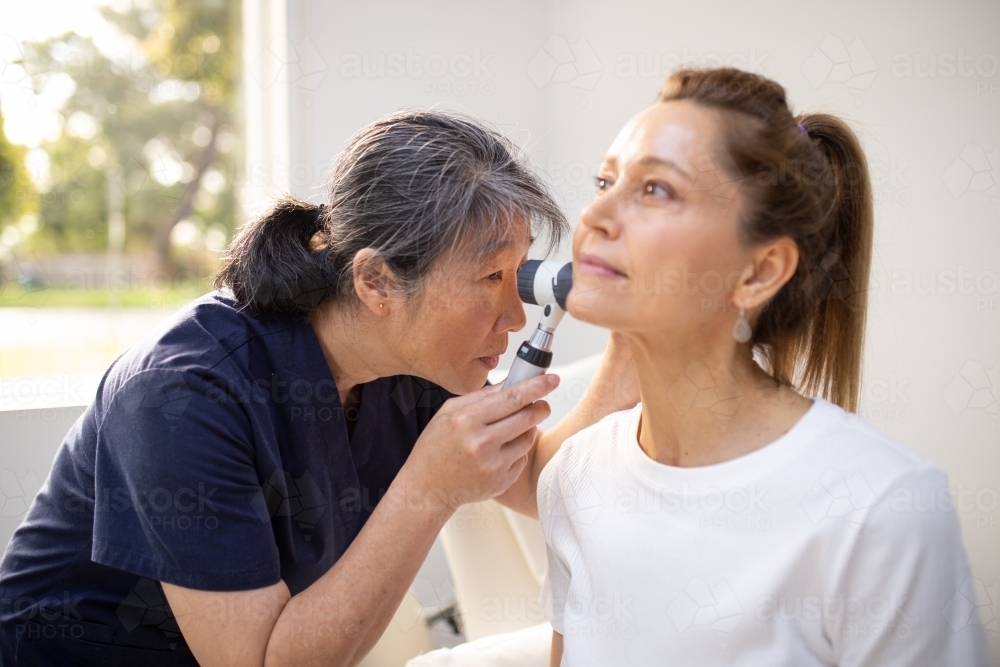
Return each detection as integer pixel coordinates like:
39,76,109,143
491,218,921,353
502,260,573,389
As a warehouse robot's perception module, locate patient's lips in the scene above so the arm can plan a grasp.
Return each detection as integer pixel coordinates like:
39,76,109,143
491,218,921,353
578,252,627,278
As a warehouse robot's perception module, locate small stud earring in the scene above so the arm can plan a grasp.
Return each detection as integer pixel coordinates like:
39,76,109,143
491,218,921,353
732,308,752,343
379,303,384,309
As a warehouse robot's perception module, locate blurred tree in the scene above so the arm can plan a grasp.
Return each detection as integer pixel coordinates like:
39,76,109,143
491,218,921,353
13,0,241,272
0,110,35,227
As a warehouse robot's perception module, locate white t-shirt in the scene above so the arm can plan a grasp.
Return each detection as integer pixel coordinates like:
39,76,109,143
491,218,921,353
537,397,990,666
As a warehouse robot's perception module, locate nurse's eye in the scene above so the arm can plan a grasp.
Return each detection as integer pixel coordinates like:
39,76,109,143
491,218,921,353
486,270,503,283
594,176,614,192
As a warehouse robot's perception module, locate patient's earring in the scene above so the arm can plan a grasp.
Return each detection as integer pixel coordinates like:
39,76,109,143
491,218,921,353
732,308,752,343
379,303,384,309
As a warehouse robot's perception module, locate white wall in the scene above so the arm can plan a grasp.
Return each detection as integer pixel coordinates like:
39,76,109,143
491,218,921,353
246,0,1000,661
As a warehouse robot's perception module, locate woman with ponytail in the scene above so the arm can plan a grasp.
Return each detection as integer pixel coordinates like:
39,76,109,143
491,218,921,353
539,69,989,666
0,110,640,667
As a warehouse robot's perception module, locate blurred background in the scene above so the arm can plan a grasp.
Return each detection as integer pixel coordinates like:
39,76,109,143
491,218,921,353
0,0,997,662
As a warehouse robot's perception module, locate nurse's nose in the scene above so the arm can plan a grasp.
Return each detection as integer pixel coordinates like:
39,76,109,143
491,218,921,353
496,273,527,334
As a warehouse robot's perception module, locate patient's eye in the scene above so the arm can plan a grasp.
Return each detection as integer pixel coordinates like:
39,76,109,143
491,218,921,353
595,176,613,192
645,181,675,199
486,270,503,283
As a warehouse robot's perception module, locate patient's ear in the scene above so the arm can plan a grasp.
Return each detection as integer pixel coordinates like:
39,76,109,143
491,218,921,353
733,236,799,310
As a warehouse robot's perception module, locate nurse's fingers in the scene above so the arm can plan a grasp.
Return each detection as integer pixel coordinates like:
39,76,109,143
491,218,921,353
490,430,534,490
499,423,541,463
472,373,560,425
488,399,551,452
501,444,531,484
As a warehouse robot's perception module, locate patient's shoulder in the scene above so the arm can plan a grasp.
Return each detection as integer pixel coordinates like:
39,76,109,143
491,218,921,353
543,404,639,482
537,405,637,525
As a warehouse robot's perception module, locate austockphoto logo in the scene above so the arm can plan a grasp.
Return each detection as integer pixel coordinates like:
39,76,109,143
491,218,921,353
944,578,998,635
62,484,221,531
886,482,999,516
667,578,743,647
116,578,181,647
205,376,348,419
526,35,602,99
942,143,999,201
869,154,912,205
604,268,748,299
614,47,768,79
890,50,998,79
879,266,997,296
2,35,220,84
339,48,495,96
560,591,636,639
479,595,547,624
611,483,769,516
538,156,600,206
249,35,327,93
872,265,1000,314
0,469,42,519
446,505,497,531
4,591,86,632
756,592,911,639
801,35,878,99
943,360,997,421
0,376,89,409
801,469,878,525
251,469,328,540
858,374,912,425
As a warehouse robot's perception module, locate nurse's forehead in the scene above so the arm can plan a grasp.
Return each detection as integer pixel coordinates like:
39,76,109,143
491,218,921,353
603,101,720,172
438,226,532,272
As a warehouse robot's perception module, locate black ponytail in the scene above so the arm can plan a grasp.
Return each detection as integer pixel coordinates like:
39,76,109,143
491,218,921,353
214,197,335,314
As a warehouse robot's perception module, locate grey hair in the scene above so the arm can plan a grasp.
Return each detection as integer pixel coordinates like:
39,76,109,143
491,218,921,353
215,109,568,314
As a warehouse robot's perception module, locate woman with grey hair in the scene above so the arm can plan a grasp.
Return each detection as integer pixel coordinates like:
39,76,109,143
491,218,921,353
0,109,638,666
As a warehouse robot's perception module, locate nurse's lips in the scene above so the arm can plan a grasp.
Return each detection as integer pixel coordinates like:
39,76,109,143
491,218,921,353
477,348,505,369
478,355,500,369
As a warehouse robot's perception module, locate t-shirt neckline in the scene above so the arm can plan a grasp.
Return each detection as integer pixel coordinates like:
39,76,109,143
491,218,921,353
624,396,833,487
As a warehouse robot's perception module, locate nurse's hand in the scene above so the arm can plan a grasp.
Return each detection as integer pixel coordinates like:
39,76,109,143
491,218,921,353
400,372,559,514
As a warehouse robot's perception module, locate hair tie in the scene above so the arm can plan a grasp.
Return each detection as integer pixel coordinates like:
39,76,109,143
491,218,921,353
797,122,808,136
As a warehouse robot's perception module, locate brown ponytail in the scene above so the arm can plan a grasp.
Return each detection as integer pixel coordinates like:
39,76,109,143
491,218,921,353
658,68,874,412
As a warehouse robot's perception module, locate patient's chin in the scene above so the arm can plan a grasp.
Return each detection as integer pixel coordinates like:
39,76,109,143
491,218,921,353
567,290,627,328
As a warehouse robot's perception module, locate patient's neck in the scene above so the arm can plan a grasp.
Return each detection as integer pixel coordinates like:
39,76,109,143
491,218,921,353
626,330,811,468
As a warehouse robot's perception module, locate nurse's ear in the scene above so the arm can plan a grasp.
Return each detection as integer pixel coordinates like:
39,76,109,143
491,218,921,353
351,248,399,316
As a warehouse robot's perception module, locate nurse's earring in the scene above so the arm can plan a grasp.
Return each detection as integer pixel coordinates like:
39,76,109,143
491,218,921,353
732,307,752,343
379,303,383,309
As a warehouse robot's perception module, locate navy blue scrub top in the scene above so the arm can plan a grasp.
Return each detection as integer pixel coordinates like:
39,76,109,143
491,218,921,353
0,290,461,666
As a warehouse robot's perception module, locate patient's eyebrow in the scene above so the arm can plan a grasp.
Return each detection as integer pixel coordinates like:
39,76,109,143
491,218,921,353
599,154,693,181
634,155,692,180
598,155,618,172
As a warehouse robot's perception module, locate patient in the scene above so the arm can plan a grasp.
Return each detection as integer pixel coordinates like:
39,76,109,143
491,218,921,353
537,68,990,666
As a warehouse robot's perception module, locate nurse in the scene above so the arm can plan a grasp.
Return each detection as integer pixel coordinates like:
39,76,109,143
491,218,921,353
0,110,638,666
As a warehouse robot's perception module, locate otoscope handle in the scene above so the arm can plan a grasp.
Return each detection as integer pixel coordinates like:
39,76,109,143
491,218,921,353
501,338,554,389
501,355,547,389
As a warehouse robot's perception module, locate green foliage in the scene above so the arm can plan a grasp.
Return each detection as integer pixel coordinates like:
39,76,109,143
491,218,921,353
9,0,241,269
33,134,108,253
0,111,35,226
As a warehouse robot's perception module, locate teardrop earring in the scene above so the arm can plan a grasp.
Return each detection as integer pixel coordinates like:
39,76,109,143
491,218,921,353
732,308,752,343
